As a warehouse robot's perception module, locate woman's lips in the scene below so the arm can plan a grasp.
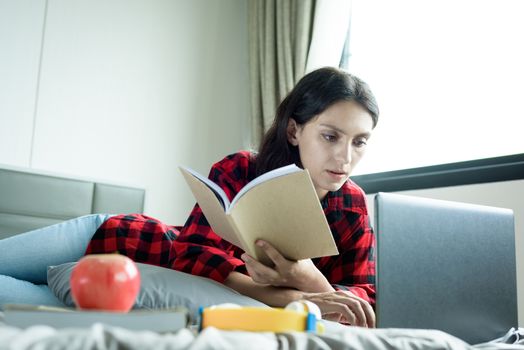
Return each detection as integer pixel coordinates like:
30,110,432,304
327,170,347,179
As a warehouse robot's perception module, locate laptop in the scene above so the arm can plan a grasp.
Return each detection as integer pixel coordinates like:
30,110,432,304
374,192,518,345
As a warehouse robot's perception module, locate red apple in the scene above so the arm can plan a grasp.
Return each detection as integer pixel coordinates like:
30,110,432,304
70,254,141,312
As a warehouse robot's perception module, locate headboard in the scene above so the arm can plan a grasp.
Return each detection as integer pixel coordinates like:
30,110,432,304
0,166,145,240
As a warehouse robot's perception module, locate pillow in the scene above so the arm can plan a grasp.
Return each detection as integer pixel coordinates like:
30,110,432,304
47,262,267,320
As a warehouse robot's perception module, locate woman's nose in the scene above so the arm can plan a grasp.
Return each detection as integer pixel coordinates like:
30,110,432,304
336,143,352,164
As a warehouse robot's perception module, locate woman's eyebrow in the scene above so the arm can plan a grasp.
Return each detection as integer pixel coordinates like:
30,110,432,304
319,124,371,138
319,123,345,134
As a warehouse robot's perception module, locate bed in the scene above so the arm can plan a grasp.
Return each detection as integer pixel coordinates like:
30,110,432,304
0,165,522,350
0,165,145,240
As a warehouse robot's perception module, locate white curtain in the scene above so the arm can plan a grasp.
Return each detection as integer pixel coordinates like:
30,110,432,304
248,0,316,145
248,0,352,146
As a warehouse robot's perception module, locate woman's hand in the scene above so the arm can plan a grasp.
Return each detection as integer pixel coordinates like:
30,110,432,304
224,270,375,328
241,240,332,292
239,240,375,327
301,290,376,328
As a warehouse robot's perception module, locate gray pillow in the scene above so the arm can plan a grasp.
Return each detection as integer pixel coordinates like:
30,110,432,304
47,262,267,319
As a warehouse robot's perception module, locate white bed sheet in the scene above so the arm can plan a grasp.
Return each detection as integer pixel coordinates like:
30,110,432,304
1,316,523,350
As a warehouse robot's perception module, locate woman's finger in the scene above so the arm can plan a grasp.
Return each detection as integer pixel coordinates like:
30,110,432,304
335,292,368,327
242,253,280,284
360,297,376,328
302,292,375,328
302,297,357,325
325,302,358,325
322,312,342,322
256,240,288,266
337,291,375,328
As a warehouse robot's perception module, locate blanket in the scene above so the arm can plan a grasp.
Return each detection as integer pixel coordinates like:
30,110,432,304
1,322,524,350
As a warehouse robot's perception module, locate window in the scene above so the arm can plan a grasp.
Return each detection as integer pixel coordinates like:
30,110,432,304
343,0,524,175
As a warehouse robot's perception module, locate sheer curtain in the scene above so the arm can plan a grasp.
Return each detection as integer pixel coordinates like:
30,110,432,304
248,0,315,145
248,0,352,146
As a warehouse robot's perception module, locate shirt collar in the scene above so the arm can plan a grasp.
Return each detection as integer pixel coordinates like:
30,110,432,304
320,179,369,215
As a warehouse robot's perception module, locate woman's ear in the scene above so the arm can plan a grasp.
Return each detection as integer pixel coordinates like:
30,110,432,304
287,118,299,146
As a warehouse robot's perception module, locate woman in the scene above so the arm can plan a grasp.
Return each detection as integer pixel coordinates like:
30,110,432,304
1,67,379,328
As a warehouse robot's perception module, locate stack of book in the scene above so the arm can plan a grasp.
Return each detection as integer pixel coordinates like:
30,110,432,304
2,304,189,333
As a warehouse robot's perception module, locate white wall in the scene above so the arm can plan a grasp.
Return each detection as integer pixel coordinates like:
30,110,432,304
367,179,524,326
0,1,46,167
0,0,250,225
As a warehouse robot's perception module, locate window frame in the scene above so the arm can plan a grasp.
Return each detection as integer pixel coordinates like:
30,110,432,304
351,153,524,193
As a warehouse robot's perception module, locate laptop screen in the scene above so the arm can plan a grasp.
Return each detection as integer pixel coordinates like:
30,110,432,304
373,192,517,345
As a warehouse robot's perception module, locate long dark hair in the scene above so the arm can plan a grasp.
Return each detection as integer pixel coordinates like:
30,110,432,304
255,67,379,176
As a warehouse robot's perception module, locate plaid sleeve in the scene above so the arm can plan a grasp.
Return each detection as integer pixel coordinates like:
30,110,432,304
171,152,251,283
171,205,245,282
329,211,376,306
329,212,375,305
318,182,376,306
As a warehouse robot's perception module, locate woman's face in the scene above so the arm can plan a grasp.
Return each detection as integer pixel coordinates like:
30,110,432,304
287,100,374,200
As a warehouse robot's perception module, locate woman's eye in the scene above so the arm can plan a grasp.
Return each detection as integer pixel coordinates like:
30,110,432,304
322,134,337,142
354,138,368,147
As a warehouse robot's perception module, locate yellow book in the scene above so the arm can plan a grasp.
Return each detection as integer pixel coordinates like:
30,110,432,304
201,306,324,333
179,164,339,266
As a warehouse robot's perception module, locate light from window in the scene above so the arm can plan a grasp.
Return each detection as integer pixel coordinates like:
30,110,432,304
345,0,524,175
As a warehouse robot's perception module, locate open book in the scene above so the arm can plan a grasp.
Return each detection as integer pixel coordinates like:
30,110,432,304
179,164,339,265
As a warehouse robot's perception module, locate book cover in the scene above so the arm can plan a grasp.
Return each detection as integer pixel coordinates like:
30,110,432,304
3,304,189,332
179,164,339,266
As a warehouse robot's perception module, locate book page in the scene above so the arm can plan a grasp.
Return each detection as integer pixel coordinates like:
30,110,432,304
179,166,230,209
229,164,302,211
180,167,245,249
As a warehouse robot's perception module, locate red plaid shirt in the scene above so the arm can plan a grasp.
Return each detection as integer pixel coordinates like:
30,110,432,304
86,151,375,305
